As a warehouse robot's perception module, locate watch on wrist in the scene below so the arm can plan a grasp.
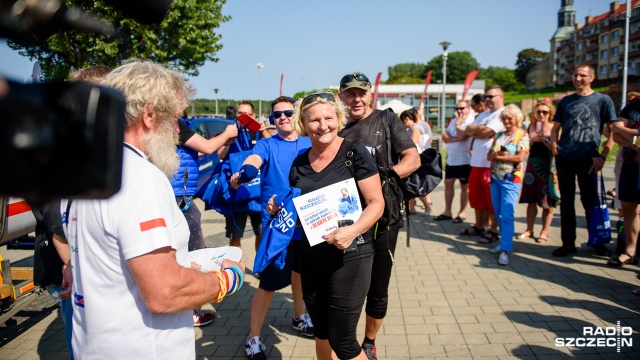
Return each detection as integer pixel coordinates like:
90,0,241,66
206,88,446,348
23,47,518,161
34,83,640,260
544,138,551,144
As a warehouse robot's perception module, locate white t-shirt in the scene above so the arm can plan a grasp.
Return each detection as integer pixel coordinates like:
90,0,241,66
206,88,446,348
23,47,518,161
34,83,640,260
445,114,476,166
411,122,433,153
470,108,506,168
62,144,193,360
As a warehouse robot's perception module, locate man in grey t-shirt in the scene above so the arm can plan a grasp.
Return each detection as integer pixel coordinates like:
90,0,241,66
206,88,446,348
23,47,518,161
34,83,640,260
548,64,617,257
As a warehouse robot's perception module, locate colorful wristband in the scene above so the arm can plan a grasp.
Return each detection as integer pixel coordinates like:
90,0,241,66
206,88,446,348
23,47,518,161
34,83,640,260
223,266,244,295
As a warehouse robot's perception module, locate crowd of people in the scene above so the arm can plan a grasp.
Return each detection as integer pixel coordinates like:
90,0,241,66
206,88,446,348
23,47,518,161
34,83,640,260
25,60,640,360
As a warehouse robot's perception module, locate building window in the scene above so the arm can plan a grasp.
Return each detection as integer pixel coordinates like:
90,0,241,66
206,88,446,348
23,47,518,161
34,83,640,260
613,30,620,40
612,47,619,56
602,34,609,43
600,66,607,74
577,42,583,50
577,55,582,62
601,50,608,59
612,64,618,73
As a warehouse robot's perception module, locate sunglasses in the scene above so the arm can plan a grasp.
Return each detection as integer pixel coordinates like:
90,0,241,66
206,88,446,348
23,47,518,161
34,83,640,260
455,106,467,111
273,110,294,119
536,110,550,115
484,94,502,100
301,92,336,108
340,73,370,86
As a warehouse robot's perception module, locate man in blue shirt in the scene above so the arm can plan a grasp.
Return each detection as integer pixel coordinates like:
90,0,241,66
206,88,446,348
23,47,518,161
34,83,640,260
230,96,313,359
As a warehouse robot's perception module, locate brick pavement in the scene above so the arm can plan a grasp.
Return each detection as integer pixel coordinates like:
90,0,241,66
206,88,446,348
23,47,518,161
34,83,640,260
1,162,639,359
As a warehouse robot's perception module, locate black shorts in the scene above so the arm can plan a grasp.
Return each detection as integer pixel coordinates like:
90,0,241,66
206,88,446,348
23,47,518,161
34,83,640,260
618,162,640,203
445,164,471,184
225,212,262,240
259,240,301,291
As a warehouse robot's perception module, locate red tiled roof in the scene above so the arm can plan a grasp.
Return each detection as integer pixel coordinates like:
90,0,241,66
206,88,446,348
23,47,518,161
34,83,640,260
588,0,640,25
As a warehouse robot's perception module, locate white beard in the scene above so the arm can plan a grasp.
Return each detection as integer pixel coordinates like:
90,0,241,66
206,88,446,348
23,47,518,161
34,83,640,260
141,121,180,177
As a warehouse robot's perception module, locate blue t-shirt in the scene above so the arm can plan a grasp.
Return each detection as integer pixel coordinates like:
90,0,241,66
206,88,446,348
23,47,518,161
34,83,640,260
253,134,312,227
553,92,617,160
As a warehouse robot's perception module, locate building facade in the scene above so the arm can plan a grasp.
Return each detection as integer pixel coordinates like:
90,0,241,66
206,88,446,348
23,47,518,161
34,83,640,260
528,0,640,89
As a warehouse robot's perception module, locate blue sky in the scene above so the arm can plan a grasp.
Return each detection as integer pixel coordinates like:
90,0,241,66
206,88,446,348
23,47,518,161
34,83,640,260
0,0,613,101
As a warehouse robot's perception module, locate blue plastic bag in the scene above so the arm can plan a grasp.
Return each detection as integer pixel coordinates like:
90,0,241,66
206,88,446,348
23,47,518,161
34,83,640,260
587,172,612,247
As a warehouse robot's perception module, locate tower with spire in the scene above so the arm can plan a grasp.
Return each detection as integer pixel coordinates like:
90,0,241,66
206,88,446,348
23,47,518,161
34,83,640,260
550,0,577,85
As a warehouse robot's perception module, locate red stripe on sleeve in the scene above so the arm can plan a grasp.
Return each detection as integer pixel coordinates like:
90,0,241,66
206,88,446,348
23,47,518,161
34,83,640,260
139,218,167,232
7,200,32,217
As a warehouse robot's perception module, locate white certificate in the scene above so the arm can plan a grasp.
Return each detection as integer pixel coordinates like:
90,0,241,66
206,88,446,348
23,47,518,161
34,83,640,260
292,178,362,246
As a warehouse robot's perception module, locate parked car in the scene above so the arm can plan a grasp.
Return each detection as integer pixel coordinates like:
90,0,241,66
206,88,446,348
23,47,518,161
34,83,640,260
0,197,36,247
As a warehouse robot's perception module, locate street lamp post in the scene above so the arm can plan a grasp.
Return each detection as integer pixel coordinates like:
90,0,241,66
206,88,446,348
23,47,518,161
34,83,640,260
257,63,264,117
214,88,219,117
439,41,451,135
530,79,536,115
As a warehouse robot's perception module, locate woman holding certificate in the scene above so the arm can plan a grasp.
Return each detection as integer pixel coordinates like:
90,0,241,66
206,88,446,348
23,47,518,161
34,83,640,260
287,92,384,360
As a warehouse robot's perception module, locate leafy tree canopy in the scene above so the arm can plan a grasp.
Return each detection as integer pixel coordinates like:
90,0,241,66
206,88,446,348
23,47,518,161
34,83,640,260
385,52,480,84
7,0,229,80
386,63,425,84
514,48,547,84
481,66,524,92
425,51,480,84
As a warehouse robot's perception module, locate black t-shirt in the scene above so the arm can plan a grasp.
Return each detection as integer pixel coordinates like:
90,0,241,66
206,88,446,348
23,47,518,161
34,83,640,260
289,139,378,269
619,99,640,164
339,109,415,168
178,119,196,146
33,201,66,287
553,92,616,160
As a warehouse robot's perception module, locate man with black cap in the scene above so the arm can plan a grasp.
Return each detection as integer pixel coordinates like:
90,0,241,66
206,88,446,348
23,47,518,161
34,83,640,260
338,72,419,360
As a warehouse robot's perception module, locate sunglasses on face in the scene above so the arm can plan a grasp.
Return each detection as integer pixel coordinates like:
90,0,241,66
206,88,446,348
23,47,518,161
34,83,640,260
301,92,336,108
273,110,294,119
340,73,370,86
484,94,501,100
536,110,550,115
455,106,467,111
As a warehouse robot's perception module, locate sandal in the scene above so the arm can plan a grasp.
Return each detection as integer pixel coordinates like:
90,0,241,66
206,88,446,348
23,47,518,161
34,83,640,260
516,231,532,240
460,225,484,236
434,214,453,221
607,251,639,267
452,216,465,224
536,233,549,243
479,230,500,244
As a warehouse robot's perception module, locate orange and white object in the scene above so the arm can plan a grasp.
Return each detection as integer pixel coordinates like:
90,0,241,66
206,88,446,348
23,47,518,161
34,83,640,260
0,197,37,246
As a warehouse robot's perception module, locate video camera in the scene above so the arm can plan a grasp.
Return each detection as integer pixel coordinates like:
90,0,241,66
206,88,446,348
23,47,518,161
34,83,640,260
0,0,174,204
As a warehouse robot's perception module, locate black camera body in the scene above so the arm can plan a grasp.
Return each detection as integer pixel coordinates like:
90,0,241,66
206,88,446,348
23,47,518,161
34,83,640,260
0,80,126,204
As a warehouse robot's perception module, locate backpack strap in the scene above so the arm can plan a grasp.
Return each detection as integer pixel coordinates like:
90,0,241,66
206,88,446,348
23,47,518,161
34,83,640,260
345,140,357,178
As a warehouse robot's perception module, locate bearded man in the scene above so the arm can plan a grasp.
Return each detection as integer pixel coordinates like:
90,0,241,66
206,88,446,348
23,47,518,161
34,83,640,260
59,61,245,359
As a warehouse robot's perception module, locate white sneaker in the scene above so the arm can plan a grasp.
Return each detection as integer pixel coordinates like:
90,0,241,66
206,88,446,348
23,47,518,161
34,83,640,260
498,252,509,266
245,336,267,359
489,246,501,254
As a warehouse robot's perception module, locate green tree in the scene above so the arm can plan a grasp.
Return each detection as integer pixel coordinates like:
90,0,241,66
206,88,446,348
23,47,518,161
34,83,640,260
480,66,524,92
386,63,425,84
514,48,547,84
425,51,480,83
7,0,229,80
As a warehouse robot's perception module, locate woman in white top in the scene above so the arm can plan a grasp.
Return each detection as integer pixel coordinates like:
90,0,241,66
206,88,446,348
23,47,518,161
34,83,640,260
400,108,433,215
